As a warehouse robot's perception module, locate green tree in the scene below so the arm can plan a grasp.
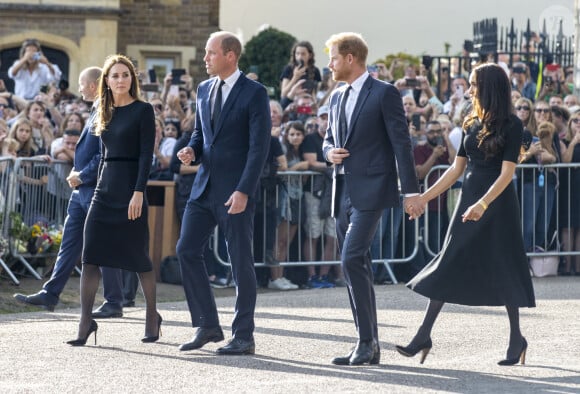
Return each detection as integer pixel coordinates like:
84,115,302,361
239,27,296,98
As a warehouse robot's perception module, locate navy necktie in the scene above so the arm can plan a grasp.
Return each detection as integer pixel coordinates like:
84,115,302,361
338,86,351,145
212,80,225,129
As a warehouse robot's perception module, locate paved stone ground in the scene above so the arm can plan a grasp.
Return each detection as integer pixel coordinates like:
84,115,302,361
0,277,579,393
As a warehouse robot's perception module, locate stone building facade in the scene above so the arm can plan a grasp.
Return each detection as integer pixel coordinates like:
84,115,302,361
0,0,219,93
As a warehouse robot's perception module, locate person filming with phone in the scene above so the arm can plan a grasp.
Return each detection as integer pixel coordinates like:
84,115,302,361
280,41,322,104
510,62,536,102
8,38,62,101
537,60,572,103
443,76,469,118
395,68,444,118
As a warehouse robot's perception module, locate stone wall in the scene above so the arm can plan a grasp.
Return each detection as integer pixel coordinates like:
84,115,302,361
0,0,219,91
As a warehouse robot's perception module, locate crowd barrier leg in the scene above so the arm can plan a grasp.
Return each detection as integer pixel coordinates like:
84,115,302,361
0,257,20,285
16,255,42,280
382,261,398,285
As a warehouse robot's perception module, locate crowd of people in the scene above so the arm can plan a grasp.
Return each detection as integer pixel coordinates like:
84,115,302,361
1,34,579,298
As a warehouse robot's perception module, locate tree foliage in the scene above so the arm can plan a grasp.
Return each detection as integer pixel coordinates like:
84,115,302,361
239,27,296,98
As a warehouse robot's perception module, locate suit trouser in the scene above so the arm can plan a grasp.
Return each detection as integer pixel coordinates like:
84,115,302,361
335,176,382,342
42,191,123,307
122,270,139,302
177,191,257,341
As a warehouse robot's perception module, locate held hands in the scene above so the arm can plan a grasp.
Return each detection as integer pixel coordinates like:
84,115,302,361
225,191,248,214
177,146,195,165
326,148,350,164
405,195,425,220
128,191,143,220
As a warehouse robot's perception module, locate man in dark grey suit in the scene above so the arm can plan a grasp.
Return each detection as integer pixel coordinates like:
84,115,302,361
176,31,270,355
323,32,423,366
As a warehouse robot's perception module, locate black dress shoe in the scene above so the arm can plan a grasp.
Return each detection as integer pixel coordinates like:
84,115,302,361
122,300,135,308
332,349,354,365
179,327,224,351
91,302,123,319
216,337,255,355
13,291,57,311
349,340,380,366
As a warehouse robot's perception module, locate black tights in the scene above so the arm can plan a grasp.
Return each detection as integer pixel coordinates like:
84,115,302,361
76,264,158,339
410,300,523,358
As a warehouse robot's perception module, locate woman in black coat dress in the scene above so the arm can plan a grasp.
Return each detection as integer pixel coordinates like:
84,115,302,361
68,55,161,346
397,63,535,365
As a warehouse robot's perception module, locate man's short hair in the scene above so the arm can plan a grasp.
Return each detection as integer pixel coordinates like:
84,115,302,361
210,31,242,59
325,32,368,65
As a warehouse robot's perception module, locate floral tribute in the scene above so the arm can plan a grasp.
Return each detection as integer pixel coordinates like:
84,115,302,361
7,212,63,255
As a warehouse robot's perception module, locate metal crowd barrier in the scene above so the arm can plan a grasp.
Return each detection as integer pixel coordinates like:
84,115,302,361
422,163,580,264
0,157,19,284
2,157,72,284
213,170,420,284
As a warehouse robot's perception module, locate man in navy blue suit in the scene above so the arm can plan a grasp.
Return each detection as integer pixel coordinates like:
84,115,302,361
176,31,270,355
322,32,423,365
14,67,124,316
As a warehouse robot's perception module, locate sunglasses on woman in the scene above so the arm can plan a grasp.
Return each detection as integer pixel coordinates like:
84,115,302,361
571,118,580,124
515,106,530,111
534,108,550,114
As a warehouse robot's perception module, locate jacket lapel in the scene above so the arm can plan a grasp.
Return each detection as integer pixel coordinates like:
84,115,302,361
206,78,220,136
344,77,372,146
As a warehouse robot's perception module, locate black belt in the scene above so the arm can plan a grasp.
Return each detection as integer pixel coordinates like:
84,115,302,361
104,157,139,162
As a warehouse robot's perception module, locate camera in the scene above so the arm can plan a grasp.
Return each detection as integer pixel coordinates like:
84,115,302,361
298,60,305,68
32,52,42,61
405,78,420,88
296,105,312,115
544,76,553,86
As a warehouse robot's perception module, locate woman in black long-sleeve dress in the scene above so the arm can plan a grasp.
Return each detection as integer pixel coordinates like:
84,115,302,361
396,63,535,365
68,55,161,346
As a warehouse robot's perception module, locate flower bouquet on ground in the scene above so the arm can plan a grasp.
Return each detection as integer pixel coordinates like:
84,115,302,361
8,212,63,255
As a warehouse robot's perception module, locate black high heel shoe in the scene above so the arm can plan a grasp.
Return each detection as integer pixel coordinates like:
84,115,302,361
498,337,527,366
67,320,98,346
141,313,163,343
395,338,433,364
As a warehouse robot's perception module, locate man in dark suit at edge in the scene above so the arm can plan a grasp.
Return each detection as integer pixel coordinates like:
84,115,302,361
323,32,424,366
176,31,270,355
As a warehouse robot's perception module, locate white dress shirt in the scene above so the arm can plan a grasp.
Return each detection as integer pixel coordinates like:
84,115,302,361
210,69,241,117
